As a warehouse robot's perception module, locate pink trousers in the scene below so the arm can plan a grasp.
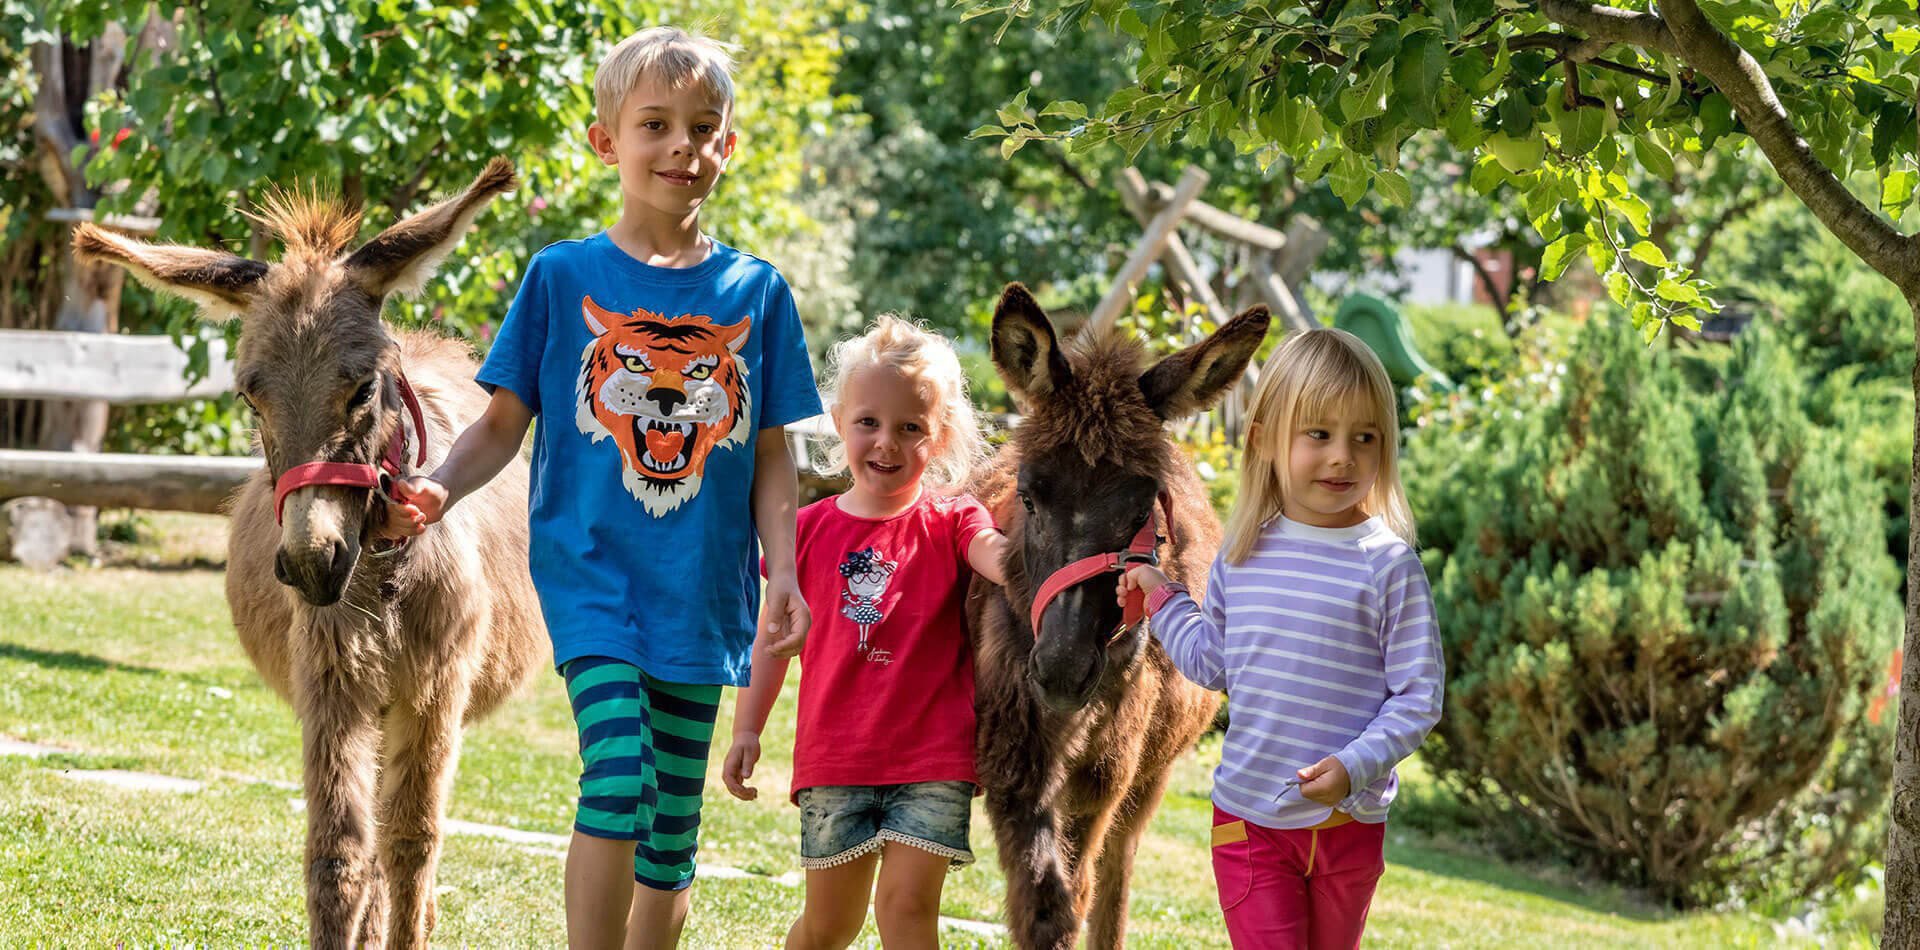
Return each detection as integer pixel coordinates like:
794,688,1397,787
1211,805,1387,949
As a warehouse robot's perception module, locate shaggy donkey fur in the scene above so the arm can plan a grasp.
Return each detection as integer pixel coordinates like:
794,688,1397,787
73,159,546,949
969,284,1270,949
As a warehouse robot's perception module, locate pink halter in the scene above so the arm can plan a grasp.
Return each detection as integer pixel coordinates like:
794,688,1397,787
273,373,428,529
1028,491,1173,645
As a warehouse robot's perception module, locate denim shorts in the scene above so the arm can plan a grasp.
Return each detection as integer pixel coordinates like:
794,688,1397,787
796,781,976,869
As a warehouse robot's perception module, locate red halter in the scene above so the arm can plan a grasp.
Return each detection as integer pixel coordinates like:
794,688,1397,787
1028,491,1173,645
273,374,428,528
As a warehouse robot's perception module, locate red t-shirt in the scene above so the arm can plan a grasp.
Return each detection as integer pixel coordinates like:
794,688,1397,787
789,492,997,799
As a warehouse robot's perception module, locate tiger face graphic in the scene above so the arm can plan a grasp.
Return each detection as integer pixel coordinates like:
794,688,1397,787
575,295,752,515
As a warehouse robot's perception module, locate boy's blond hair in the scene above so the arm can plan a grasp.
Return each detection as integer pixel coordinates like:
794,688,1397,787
822,315,987,495
593,27,738,132
1221,327,1416,563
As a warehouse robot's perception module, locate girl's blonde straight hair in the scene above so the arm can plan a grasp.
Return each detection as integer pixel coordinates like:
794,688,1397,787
821,314,986,495
1221,327,1416,563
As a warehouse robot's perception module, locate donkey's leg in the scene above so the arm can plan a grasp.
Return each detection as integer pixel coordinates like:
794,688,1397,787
357,854,388,948
1061,807,1117,923
375,683,470,949
986,791,1079,950
1085,768,1175,950
298,680,383,949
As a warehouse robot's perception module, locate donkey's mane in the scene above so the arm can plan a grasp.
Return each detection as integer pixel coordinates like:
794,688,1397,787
1012,327,1174,477
248,189,363,259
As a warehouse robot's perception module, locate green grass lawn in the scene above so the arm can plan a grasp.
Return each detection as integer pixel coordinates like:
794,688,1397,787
0,513,1826,947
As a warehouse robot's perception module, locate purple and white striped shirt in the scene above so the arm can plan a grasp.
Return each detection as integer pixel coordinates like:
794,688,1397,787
1150,514,1444,829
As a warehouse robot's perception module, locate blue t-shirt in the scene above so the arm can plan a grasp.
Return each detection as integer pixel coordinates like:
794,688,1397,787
478,232,822,685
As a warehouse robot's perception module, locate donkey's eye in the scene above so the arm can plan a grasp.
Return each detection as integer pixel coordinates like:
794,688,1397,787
237,393,257,414
1017,490,1034,514
350,380,377,408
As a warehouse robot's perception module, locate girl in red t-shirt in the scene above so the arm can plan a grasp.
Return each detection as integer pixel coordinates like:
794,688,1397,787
724,314,1007,949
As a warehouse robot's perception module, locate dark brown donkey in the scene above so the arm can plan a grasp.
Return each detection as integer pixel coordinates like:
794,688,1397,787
970,284,1270,949
73,160,547,949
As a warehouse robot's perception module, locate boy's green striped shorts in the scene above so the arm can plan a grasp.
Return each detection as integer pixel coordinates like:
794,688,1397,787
561,656,721,891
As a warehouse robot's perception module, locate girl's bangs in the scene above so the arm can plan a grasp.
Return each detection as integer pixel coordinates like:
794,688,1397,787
1290,370,1388,430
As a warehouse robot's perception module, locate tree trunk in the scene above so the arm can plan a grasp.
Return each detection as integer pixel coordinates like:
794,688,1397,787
1889,295,1920,947
17,30,130,566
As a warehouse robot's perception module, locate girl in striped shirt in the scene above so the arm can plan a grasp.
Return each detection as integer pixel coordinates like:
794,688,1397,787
1119,327,1443,950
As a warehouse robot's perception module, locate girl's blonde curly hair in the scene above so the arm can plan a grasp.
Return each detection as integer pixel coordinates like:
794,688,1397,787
820,314,985,494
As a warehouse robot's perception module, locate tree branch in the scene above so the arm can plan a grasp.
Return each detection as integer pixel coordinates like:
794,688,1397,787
1650,0,1920,295
1038,140,1095,192
1690,193,1764,272
386,138,444,213
1453,242,1511,317
30,41,80,200
1537,0,1677,54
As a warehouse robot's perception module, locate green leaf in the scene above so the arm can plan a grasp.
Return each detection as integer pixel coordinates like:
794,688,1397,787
1655,277,1703,304
1469,156,1507,195
968,124,1010,139
1330,150,1370,207
1541,233,1591,281
1628,241,1670,268
1640,317,1664,345
1550,99,1609,156
1698,92,1736,147
1883,168,1918,216
1040,100,1088,121
1392,32,1448,126
1375,168,1412,207
1338,68,1389,122
1300,144,1342,180
996,88,1032,127
1613,193,1653,236
1605,270,1634,306
1670,310,1703,331
1633,136,1676,180
1588,229,1618,273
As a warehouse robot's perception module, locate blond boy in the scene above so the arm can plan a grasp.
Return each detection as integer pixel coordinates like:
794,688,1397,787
384,26,820,948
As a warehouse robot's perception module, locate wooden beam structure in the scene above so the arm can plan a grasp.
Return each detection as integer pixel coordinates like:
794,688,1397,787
1086,165,1211,336
1140,183,1289,252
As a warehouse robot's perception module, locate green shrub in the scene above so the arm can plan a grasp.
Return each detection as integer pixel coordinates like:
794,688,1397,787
1715,198,1911,383
1408,320,1898,906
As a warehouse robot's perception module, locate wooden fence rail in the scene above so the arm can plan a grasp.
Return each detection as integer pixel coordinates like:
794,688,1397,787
0,449,255,514
0,330,232,403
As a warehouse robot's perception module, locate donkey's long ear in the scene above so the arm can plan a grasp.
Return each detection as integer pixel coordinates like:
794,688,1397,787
1138,304,1272,420
344,157,518,297
990,283,1073,404
72,224,269,322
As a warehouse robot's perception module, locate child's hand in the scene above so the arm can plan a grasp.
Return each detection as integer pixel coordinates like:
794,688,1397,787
375,476,447,540
1297,756,1352,808
1116,564,1171,606
722,732,761,801
760,574,811,658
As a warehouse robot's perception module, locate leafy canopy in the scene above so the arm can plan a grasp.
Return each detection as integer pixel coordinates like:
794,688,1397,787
974,0,1920,340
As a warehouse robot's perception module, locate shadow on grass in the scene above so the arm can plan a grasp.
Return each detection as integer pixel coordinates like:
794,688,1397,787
0,641,169,677
1387,831,1677,924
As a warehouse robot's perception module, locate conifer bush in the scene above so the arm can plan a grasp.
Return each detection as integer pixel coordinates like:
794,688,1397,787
1409,321,1899,904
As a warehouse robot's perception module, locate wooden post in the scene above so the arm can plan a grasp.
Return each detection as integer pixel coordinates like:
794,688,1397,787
1086,165,1210,336
1250,253,1317,334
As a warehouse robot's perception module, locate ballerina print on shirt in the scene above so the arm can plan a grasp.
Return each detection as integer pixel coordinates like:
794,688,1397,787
838,546,897,661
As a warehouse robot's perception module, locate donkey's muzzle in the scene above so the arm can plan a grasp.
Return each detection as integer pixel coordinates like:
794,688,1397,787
276,539,356,606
